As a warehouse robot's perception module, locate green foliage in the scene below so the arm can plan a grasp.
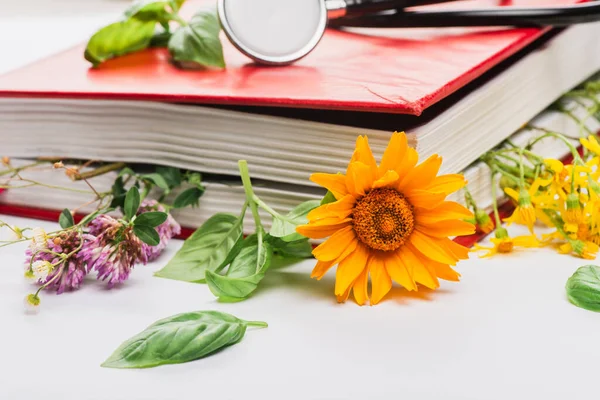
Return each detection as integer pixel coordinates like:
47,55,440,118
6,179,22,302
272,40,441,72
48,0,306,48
566,265,600,312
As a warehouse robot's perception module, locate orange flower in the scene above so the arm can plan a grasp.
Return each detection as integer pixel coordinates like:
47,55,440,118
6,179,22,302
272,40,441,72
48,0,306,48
296,132,475,305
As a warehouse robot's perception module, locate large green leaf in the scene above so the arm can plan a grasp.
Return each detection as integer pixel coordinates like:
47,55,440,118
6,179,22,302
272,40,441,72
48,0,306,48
84,18,157,67
266,235,313,259
269,200,320,242
566,265,600,312
168,8,225,69
154,213,243,282
124,186,141,221
134,211,168,227
133,225,161,246
101,310,266,369
124,0,180,23
205,237,273,301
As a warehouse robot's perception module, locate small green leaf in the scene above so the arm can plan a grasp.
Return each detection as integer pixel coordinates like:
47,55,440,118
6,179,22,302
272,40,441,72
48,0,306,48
135,211,168,227
124,0,174,23
205,239,273,301
266,235,313,259
320,191,336,205
156,166,182,188
101,310,266,369
173,187,205,208
154,213,243,282
269,200,320,242
566,265,600,312
84,18,157,67
168,8,225,69
124,187,141,221
142,173,170,191
133,224,161,246
59,209,74,229
118,167,136,178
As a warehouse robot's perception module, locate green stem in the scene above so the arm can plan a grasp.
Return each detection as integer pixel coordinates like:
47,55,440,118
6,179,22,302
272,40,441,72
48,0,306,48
490,172,502,227
526,131,584,164
253,195,285,220
238,160,264,257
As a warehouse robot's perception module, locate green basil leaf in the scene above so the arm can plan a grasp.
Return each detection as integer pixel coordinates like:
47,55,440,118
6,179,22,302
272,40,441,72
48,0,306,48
150,30,172,48
124,187,141,221
133,224,161,246
266,235,313,259
205,239,273,301
124,0,173,23
154,213,243,282
269,200,320,242
168,8,225,69
118,167,136,178
173,187,205,208
84,19,157,67
135,211,168,227
320,190,336,205
101,310,266,369
142,173,170,191
566,265,600,312
156,166,182,188
59,209,74,229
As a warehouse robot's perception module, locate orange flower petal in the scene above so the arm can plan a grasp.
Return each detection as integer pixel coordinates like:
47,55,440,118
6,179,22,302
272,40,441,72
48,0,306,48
405,190,446,209
415,202,473,224
399,244,439,289
397,155,442,193
425,174,466,194
372,169,400,189
310,172,348,200
311,260,335,280
378,132,408,178
312,226,358,262
370,255,393,304
296,219,352,239
408,230,460,265
335,243,369,296
409,244,460,282
384,252,417,291
439,238,470,260
307,194,355,222
350,136,378,179
415,219,475,238
336,285,352,303
346,161,374,197
352,267,369,306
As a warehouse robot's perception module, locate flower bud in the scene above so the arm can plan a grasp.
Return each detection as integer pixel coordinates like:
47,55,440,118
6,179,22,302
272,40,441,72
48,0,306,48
494,227,509,239
53,161,64,169
31,260,52,281
1,156,9,166
30,227,48,251
475,209,494,234
24,294,40,314
564,193,583,224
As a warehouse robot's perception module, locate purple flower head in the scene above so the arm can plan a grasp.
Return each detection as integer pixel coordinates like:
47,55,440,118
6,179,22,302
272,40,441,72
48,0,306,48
137,200,181,261
24,230,87,294
80,214,147,287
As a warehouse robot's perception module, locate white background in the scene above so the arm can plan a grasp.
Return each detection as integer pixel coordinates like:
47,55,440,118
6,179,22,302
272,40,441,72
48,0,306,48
2,1,600,399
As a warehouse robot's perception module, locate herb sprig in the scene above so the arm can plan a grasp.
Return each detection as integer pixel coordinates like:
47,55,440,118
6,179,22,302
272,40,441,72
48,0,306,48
155,160,319,301
85,0,225,69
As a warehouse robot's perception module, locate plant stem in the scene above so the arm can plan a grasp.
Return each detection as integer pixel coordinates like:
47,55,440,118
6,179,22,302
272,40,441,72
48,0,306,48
70,162,126,181
245,321,268,328
491,172,502,227
238,160,264,259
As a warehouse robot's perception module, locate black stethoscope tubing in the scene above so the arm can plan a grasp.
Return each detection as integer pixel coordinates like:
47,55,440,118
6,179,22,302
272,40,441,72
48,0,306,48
333,1,600,28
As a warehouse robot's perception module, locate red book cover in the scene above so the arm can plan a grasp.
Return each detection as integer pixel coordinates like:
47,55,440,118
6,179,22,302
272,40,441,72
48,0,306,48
0,0,580,115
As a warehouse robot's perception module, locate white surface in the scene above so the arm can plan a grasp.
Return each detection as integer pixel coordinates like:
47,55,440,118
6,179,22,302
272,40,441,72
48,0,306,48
1,215,600,400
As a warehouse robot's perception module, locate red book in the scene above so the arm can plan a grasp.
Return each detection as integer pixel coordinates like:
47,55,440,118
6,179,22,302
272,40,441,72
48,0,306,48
0,0,580,115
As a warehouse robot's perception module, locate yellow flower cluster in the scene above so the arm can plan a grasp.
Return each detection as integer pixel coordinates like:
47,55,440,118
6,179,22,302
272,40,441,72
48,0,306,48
475,135,600,260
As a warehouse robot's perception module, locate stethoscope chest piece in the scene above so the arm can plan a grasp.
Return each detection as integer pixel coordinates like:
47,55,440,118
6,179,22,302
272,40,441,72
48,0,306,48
217,0,329,65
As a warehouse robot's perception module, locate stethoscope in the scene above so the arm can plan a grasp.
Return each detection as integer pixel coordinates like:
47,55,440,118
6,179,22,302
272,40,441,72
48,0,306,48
216,0,600,65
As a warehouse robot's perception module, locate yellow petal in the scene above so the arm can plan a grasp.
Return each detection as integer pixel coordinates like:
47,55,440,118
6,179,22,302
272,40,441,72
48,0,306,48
504,187,519,202
336,285,352,303
410,244,460,282
408,230,460,265
384,251,417,291
352,267,369,306
397,154,442,193
439,238,471,260
345,161,374,197
312,226,357,262
405,190,446,209
307,194,355,222
399,244,439,289
296,219,352,239
425,174,466,194
370,255,393,304
415,219,475,238
335,243,369,296
311,260,335,280
378,131,408,178
372,169,400,189
350,136,378,179
310,173,348,200
415,202,473,224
